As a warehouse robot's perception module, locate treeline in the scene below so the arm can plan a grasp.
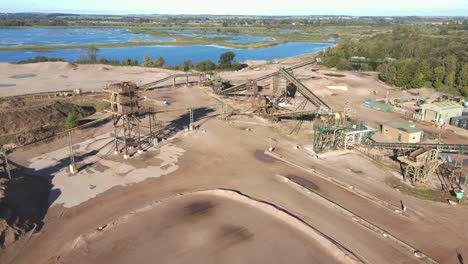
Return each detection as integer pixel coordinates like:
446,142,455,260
322,26,468,95
20,48,246,72
16,56,64,64
140,51,246,72
3,12,467,29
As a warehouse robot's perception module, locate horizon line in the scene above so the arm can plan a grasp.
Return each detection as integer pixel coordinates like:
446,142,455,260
1,11,468,18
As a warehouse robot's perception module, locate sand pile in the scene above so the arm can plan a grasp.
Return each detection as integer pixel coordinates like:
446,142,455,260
0,101,95,146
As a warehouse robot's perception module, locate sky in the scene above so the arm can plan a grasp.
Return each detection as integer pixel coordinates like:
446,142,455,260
1,0,468,16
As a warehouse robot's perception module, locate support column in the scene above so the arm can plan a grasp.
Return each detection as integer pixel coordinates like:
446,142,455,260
123,118,129,159
68,131,77,174
189,108,194,130
113,125,119,155
136,119,143,154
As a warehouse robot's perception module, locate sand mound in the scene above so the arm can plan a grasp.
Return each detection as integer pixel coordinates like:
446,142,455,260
280,56,303,64
29,62,77,72
327,86,348,91
243,60,269,68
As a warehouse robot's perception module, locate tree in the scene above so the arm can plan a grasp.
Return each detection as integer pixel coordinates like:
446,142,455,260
457,64,468,96
65,112,79,129
433,66,446,89
143,54,153,67
154,57,165,67
194,60,216,72
80,46,99,62
178,59,191,72
218,51,236,69
336,58,353,71
444,71,456,87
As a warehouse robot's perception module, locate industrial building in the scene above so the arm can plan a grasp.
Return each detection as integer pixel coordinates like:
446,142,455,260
450,115,468,129
420,101,463,124
382,120,422,143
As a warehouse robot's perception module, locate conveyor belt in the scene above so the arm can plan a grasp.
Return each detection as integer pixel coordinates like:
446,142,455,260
365,141,468,154
139,73,201,90
266,110,317,119
277,67,330,110
218,60,317,95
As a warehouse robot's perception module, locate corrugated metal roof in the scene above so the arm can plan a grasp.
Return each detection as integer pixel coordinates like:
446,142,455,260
422,101,463,111
384,120,421,133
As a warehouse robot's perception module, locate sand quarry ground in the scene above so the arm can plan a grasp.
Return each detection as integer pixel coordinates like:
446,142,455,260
0,59,468,264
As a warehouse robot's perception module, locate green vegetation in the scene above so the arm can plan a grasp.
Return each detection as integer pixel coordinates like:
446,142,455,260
74,47,138,66
0,134,16,146
16,56,64,64
77,101,110,113
384,176,448,203
143,55,165,67
322,25,468,95
165,51,246,72
80,46,98,62
193,60,216,72
65,112,79,129
218,51,236,69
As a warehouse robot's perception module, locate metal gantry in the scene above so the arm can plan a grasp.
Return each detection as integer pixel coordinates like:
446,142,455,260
105,81,142,159
397,148,443,183
312,113,375,153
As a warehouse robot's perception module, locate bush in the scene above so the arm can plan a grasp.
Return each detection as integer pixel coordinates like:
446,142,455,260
194,60,216,72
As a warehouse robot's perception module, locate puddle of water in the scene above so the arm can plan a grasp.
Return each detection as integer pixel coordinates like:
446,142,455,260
184,201,216,216
11,73,35,79
0,84,16,88
255,150,275,163
287,175,320,191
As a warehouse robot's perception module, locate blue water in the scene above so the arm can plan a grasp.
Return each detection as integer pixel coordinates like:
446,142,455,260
0,28,175,46
12,73,35,78
278,29,302,33
0,84,16,88
0,42,334,65
159,29,274,43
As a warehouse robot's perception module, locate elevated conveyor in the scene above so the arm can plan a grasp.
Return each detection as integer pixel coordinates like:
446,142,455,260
139,73,201,90
364,141,468,154
277,67,330,110
217,60,317,95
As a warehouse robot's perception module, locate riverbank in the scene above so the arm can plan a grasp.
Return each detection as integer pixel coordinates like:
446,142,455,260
0,26,337,52
0,42,334,65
